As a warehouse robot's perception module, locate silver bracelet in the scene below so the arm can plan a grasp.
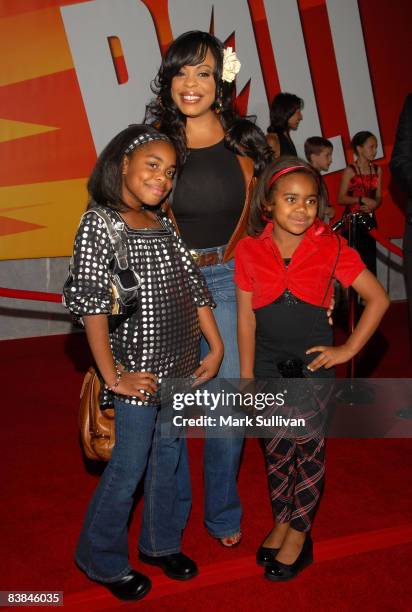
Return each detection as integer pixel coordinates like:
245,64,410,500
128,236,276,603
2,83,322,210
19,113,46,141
105,365,123,392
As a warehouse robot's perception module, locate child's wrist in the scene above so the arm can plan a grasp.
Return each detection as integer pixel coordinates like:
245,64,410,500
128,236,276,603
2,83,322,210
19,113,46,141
341,342,357,359
210,341,224,355
105,365,123,391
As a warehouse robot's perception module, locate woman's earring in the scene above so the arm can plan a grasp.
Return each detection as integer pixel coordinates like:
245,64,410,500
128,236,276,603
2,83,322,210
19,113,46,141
157,95,165,109
214,98,223,115
214,85,223,114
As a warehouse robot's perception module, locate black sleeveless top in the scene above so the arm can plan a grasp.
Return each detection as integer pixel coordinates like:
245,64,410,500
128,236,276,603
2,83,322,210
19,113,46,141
172,139,245,249
277,132,298,157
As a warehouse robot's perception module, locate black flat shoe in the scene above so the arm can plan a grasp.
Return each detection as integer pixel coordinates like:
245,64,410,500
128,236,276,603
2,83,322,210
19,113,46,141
139,551,198,581
256,545,279,567
264,535,313,582
104,570,151,601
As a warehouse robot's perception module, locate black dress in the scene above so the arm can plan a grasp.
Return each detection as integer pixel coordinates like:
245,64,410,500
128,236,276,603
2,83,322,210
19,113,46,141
277,132,298,157
254,290,333,381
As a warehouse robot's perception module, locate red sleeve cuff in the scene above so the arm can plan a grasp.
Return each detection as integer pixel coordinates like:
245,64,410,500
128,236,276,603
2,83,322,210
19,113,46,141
335,239,367,287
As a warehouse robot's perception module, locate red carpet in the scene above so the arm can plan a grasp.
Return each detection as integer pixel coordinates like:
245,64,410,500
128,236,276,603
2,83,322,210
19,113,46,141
2,302,412,610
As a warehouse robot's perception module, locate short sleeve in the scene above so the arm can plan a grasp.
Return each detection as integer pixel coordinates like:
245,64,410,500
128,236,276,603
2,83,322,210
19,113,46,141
164,217,216,308
234,239,253,291
63,212,114,315
334,236,366,287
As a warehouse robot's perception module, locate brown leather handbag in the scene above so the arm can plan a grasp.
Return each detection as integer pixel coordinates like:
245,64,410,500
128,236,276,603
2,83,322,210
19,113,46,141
79,367,115,461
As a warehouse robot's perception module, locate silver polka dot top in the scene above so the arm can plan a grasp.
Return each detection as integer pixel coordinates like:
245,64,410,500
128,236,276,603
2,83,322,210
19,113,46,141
64,206,215,405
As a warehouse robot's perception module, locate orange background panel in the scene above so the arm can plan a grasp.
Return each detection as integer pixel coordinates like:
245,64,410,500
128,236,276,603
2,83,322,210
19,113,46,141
0,0,90,19
0,7,74,86
0,70,96,187
0,178,89,259
0,216,45,237
0,118,58,143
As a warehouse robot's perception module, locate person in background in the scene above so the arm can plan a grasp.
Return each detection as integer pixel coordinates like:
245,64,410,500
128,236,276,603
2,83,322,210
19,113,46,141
266,92,303,158
390,93,412,352
337,131,382,274
304,136,335,222
145,30,271,549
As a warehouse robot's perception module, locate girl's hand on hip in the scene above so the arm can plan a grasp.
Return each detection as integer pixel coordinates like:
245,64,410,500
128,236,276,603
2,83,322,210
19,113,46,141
306,344,354,371
192,349,223,385
116,370,158,401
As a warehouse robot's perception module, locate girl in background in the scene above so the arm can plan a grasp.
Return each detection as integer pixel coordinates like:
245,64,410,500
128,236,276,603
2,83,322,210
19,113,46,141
235,158,389,581
64,124,222,600
145,30,272,547
338,131,382,274
266,92,303,158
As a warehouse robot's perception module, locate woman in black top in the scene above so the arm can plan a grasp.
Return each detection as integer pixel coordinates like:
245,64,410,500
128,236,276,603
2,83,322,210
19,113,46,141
266,92,303,158
144,31,272,553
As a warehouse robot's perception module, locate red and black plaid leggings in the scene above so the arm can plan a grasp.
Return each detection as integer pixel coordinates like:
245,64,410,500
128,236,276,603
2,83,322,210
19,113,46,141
263,436,325,533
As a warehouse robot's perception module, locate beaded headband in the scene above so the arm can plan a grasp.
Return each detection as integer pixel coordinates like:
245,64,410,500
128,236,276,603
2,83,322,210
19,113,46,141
124,132,171,155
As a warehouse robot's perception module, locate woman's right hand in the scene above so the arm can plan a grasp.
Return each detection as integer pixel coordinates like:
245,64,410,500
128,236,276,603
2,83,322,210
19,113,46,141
115,370,158,401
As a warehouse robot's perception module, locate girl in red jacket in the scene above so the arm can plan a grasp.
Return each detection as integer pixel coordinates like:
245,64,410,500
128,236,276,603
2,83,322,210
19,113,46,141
234,158,389,581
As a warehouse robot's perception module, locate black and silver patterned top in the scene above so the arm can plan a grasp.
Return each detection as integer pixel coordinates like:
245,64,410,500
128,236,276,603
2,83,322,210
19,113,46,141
64,206,215,405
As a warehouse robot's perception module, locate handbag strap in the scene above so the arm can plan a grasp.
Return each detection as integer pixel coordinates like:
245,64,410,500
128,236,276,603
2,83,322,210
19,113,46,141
67,206,130,279
84,207,129,270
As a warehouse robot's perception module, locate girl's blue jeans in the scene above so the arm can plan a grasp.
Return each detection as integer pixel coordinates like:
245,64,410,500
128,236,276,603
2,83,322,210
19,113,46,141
75,398,186,582
139,257,244,541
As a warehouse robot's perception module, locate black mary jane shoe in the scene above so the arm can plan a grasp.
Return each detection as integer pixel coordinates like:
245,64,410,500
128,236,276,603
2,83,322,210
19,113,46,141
139,551,198,581
104,570,151,601
264,535,313,582
256,545,279,567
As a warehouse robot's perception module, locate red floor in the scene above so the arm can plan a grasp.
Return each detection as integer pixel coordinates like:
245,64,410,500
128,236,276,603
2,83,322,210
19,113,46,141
2,301,412,610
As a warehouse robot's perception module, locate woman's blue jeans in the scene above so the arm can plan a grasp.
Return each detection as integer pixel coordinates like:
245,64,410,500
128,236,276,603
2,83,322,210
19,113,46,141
139,257,244,542
198,258,244,537
75,398,186,582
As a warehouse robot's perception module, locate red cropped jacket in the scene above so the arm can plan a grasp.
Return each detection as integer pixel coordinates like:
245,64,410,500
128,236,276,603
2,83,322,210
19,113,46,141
234,220,365,310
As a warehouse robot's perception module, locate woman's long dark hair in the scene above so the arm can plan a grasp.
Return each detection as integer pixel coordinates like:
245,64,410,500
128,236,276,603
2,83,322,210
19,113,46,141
144,30,271,173
267,92,304,134
225,119,274,176
248,157,327,236
87,124,171,211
